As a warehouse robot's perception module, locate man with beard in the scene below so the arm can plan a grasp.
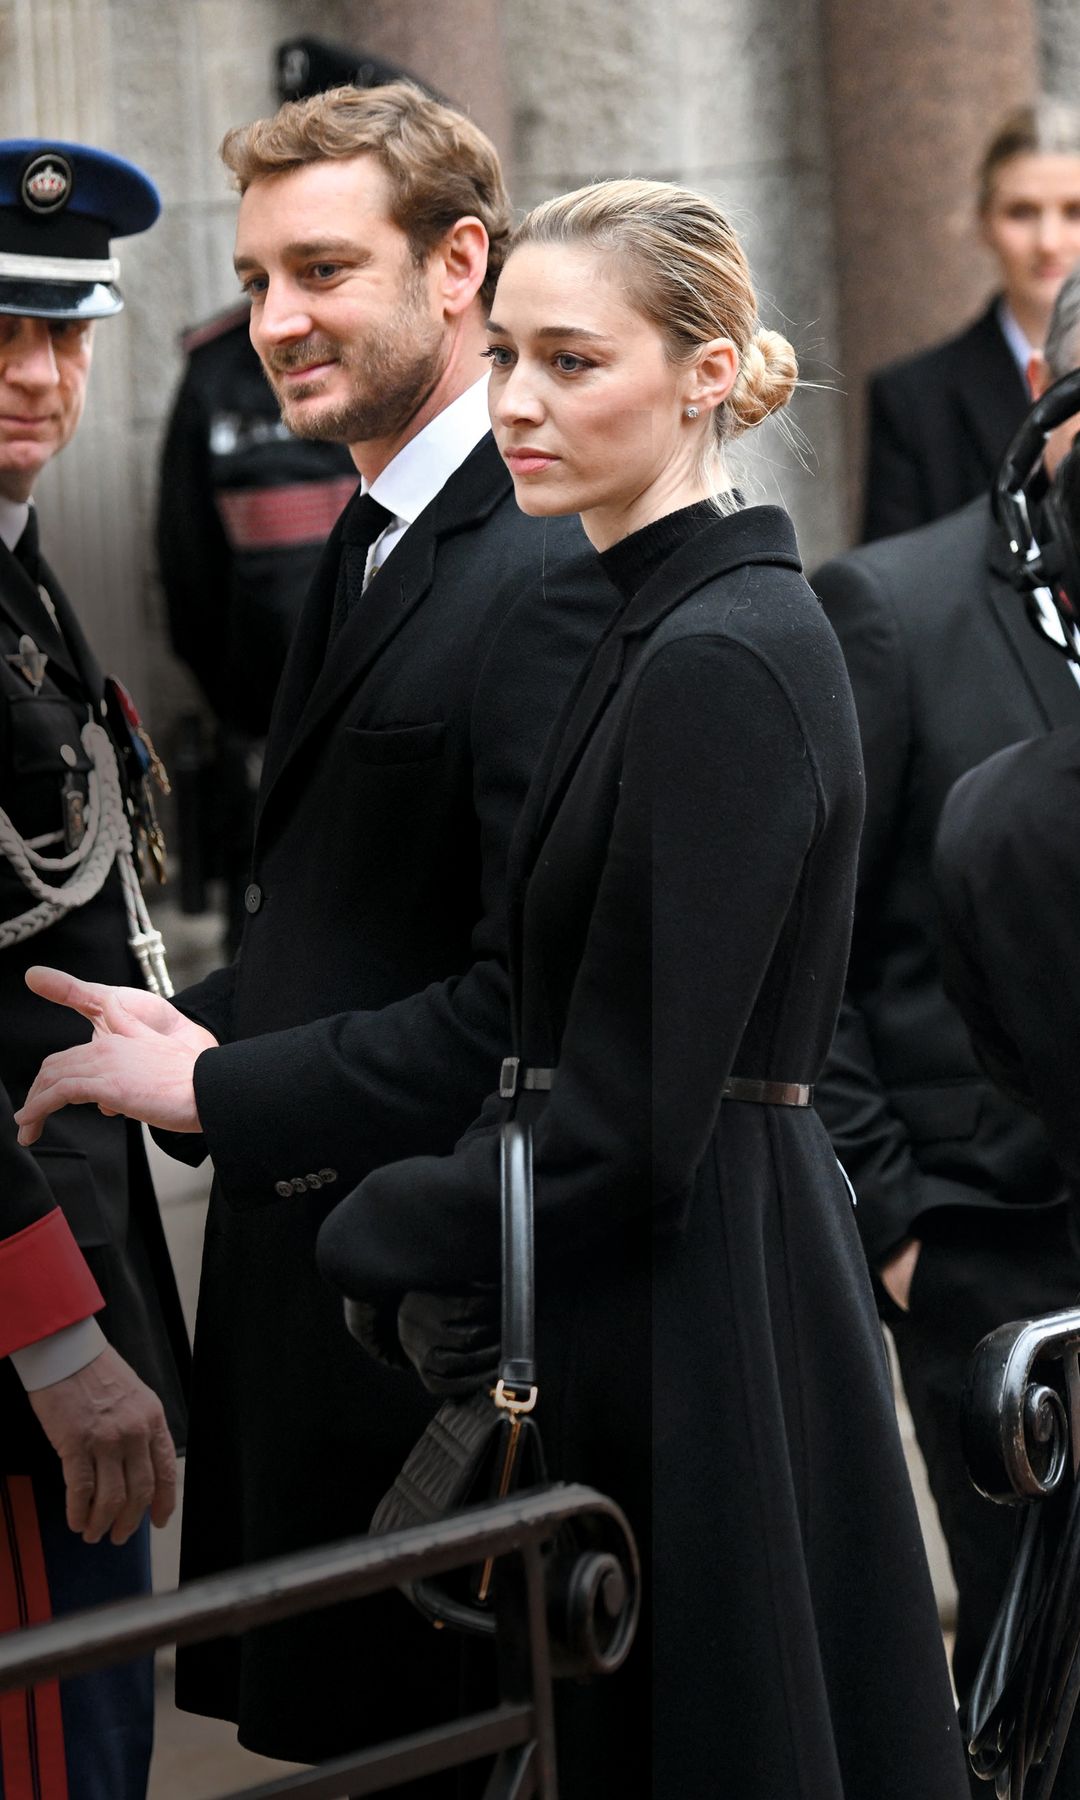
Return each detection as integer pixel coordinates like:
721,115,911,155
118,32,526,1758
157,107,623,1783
15,84,620,1779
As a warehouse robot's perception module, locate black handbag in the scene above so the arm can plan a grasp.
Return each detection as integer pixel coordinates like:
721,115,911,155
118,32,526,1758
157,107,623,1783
370,1120,547,1637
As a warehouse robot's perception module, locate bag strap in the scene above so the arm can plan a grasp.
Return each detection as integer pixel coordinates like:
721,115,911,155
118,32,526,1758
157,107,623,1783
494,1121,537,1412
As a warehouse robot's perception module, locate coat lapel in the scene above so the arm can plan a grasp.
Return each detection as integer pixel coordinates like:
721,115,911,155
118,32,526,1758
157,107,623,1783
256,434,510,828
986,513,1080,729
522,506,803,867
954,301,1030,477
0,541,85,695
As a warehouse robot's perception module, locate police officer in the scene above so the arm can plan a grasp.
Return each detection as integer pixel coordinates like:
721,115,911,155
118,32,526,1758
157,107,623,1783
0,141,189,1800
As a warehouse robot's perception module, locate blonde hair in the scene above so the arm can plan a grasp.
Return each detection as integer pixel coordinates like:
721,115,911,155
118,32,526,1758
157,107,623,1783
512,178,798,487
978,98,1080,213
221,82,512,309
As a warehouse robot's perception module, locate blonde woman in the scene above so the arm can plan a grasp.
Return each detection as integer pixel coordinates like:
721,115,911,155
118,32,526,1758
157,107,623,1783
319,180,969,1798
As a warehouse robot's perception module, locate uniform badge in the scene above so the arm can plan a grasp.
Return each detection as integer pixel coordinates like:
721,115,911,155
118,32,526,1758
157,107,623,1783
103,676,171,884
6,633,48,692
20,152,73,215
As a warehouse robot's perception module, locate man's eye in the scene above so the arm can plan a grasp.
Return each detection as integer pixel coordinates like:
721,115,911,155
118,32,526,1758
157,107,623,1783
310,263,342,280
240,275,268,298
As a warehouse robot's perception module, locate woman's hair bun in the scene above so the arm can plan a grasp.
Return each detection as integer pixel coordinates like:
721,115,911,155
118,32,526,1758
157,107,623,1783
729,328,798,431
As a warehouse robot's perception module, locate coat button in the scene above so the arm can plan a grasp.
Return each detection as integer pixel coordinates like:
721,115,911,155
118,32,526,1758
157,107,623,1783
274,1180,292,1198
244,882,263,914
318,1167,338,1184
291,1176,308,1195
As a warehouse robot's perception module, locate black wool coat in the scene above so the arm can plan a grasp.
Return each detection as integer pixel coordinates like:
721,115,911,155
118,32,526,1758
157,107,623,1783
164,434,622,1761
319,507,969,1800
861,299,1029,542
813,497,1080,1269
0,539,189,1471
935,722,1080,1205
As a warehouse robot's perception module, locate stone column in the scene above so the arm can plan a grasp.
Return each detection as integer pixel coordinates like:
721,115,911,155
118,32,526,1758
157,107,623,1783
821,0,1038,530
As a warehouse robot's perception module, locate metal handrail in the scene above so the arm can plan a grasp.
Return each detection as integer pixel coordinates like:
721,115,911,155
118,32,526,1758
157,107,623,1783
0,1482,638,1800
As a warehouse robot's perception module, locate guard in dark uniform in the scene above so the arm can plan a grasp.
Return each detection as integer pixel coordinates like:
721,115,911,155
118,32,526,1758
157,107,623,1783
0,141,189,1800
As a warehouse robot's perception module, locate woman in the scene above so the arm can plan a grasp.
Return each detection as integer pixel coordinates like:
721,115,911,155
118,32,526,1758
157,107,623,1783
317,180,968,1798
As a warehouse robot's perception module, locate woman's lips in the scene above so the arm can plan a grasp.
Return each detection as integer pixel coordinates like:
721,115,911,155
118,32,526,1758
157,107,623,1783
504,449,559,474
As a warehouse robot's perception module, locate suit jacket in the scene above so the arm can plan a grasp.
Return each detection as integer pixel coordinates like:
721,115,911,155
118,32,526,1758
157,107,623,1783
935,723,1080,1201
167,432,623,1761
0,537,189,1471
813,497,1080,1268
861,299,1029,543
318,506,967,1800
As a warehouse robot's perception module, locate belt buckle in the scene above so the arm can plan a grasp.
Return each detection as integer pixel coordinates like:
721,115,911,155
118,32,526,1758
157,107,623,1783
499,1056,520,1099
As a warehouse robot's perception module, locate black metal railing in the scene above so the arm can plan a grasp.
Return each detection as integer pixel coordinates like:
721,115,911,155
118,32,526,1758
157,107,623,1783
0,1482,638,1800
963,1305,1080,1799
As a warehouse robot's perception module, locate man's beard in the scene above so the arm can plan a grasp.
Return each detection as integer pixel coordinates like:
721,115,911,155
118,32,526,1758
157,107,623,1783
264,293,446,445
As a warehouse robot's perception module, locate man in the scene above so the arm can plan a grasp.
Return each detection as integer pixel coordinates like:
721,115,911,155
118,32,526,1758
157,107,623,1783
935,401,1080,1212
0,142,189,1800
812,266,1080,1735
862,98,1080,542
17,86,619,1771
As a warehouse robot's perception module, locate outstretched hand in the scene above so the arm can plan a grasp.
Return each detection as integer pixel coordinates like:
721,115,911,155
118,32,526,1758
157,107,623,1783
14,966,217,1144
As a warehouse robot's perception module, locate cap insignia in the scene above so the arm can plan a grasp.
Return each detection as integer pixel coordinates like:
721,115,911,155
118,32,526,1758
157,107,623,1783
21,152,72,215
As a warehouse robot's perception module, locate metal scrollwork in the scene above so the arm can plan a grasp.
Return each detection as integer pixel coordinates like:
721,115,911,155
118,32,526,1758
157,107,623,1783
963,1309,1080,1505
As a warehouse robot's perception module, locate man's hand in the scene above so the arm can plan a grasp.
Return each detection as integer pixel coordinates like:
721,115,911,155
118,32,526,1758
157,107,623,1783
879,1237,922,1312
28,1345,177,1545
14,967,217,1144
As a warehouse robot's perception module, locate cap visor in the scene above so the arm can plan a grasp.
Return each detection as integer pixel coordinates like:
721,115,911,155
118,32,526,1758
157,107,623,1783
0,278,122,320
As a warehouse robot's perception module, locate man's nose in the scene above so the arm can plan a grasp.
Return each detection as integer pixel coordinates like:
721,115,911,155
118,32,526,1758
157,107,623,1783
252,277,315,348
4,321,59,389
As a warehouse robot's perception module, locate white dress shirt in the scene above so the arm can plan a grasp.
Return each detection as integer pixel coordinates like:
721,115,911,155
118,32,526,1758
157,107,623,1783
0,492,30,554
360,374,492,586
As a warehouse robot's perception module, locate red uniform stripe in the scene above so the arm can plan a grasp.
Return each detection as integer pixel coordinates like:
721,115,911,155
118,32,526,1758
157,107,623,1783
0,1477,68,1800
215,475,359,549
0,1212,103,1360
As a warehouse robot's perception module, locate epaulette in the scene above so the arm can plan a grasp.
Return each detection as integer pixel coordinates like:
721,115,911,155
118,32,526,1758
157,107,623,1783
179,299,251,357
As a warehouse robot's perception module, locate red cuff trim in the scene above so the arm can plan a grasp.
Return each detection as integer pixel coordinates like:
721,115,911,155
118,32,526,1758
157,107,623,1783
0,1212,104,1359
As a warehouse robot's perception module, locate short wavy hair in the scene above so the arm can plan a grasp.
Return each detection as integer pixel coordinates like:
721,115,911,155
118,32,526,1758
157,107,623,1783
221,82,512,309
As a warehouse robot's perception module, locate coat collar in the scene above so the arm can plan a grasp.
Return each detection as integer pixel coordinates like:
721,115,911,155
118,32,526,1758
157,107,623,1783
519,505,802,880
0,539,101,699
257,432,511,825
985,500,1080,729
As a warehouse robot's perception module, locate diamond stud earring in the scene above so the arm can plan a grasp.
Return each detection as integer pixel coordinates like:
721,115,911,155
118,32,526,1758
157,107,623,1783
685,406,700,419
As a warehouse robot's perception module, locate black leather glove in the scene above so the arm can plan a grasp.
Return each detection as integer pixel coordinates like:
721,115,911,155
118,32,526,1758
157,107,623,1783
396,1289,500,1396
342,1297,411,1371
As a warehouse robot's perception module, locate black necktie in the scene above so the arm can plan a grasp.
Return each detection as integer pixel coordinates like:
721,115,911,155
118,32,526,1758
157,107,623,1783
329,494,394,640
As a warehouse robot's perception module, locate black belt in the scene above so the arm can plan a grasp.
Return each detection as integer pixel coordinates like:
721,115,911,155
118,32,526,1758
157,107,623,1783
498,1058,812,1107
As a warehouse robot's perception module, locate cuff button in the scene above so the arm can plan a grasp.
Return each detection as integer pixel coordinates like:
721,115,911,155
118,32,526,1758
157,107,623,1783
274,1180,292,1198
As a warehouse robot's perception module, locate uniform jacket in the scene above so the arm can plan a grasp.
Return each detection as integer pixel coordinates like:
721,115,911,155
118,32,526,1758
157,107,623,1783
0,536,189,1471
813,497,1080,1268
861,299,1029,543
157,307,357,736
319,506,967,1800
935,722,1080,1202
165,433,623,1761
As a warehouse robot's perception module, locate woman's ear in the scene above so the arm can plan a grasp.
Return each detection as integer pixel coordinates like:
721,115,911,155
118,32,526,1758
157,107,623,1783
685,336,739,416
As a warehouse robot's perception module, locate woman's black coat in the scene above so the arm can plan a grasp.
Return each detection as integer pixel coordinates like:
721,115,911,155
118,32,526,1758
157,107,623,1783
319,506,968,1799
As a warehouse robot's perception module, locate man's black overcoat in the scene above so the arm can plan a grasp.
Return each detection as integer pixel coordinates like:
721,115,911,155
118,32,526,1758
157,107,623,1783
861,300,1029,542
936,722,1080,1202
319,506,969,1800
165,435,621,1760
0,538,189,1471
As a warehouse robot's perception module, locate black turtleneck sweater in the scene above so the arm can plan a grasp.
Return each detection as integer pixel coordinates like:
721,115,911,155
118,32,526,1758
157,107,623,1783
597,498,730,602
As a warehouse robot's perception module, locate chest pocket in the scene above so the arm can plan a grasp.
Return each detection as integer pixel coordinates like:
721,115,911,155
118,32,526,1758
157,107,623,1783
345,721,446,765
6,693,90,777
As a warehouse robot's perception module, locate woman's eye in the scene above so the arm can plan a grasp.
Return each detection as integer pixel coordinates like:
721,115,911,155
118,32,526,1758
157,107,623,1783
554,353,590,373
482,345,514,368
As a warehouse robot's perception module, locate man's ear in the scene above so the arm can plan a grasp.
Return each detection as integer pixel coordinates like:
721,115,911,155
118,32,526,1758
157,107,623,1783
1029,350,1051,402
435,217,489,320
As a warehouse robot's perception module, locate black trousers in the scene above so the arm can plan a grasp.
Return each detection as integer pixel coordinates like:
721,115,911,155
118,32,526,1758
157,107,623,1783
890,1203,1080,1794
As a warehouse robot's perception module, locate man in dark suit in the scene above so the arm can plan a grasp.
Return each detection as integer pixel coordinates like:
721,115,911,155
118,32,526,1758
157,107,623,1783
813,264,1080,1723
0,141,189,1800
16,85,619,1774
862,98,1080,543
935,419,1080,1215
